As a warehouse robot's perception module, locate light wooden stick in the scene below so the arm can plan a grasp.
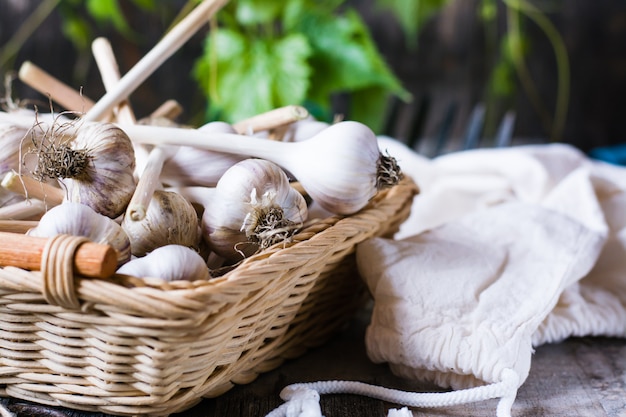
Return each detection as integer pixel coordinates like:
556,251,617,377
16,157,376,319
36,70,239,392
232,105,310,134
91,37,137,125
0,220,39,234
0,232,117,278
1,171,64,205
84,0,229,122
18,61,95,113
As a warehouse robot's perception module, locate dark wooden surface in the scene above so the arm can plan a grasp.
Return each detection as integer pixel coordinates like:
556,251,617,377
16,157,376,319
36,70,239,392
2,305,626,417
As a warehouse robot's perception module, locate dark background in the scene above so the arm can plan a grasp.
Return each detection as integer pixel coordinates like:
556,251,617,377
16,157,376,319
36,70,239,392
1,0,626,153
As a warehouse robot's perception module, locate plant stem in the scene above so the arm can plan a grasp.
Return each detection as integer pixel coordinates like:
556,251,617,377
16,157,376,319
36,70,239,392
504,0,570,142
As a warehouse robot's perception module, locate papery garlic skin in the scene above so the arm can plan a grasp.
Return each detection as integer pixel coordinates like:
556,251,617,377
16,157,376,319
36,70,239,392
59,123,136,218
116,244,209,282
122,189,200,257
202,158,308,261
160,121,245,187
0,123,29,175
27,202,131,265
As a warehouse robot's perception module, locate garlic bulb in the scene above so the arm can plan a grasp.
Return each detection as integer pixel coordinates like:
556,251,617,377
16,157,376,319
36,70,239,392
202,158,308,261
160,121,245,187
122,189,200,257
32,122,136,219
116,244,210,282
27,202,131,265
124,120,402,215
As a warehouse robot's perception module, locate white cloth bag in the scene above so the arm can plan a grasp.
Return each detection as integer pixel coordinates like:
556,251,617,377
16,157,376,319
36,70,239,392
355,139,626,415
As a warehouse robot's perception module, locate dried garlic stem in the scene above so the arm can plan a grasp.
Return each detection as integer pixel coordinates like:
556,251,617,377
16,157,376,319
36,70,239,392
0,199,46,220
126,146,168,221
18,61,96,113
1,171,64,205
232,105,309,135
84,0,229,122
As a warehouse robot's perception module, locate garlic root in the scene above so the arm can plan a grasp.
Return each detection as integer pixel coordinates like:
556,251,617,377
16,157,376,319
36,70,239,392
202,159,308,262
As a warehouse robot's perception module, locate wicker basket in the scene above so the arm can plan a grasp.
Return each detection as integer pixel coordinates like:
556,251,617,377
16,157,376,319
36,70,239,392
0,177,418,416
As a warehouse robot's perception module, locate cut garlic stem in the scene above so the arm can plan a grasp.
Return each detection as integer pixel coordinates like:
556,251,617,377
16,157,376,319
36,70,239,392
0,220,39,234
232,105,309,135
91,36,150,176
0,199,46,220
150,99,183,120
1,171,64,205
92,37,137,125
83,0,229,122
126,146,168,221
18,61,96,114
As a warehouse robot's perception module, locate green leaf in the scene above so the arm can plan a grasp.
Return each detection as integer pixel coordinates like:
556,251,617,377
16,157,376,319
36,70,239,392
235,0,284,25
349,86,392,132
85,0,131,35
375,0,451,40
60,16,92,50
290,8,409,112
194,29,313,123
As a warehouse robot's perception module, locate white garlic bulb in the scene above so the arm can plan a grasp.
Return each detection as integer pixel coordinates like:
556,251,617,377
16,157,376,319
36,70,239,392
27,202,131,265
116,244,210,282
122,189,200,257
201,158,308,262
33,122,136,219
160,121,245,187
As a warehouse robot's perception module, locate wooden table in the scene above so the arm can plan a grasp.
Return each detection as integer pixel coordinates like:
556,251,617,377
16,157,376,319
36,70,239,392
2,306,626,417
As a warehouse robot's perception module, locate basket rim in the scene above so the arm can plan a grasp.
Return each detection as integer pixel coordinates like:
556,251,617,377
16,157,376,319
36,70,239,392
0,177,419,319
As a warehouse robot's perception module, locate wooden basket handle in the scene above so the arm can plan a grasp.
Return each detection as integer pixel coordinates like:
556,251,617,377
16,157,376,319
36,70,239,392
0,232,117,308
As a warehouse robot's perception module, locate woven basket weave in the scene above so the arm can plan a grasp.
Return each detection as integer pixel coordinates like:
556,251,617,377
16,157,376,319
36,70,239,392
0,177,418,416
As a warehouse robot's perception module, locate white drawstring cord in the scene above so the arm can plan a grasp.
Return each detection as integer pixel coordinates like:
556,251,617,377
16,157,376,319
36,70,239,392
0,403,14,417
265,368,519,417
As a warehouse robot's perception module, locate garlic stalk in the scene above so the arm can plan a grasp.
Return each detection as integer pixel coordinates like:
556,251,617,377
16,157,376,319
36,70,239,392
232,105,309,135
126,146,169,221
30,121,136,219
27,202,131,265
201,158,308,262
2,171,64,206
116,244,210,282
159,121,245,187
280,116,330,142
0,199,46,220
122,189,200,257
123,120,402,215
